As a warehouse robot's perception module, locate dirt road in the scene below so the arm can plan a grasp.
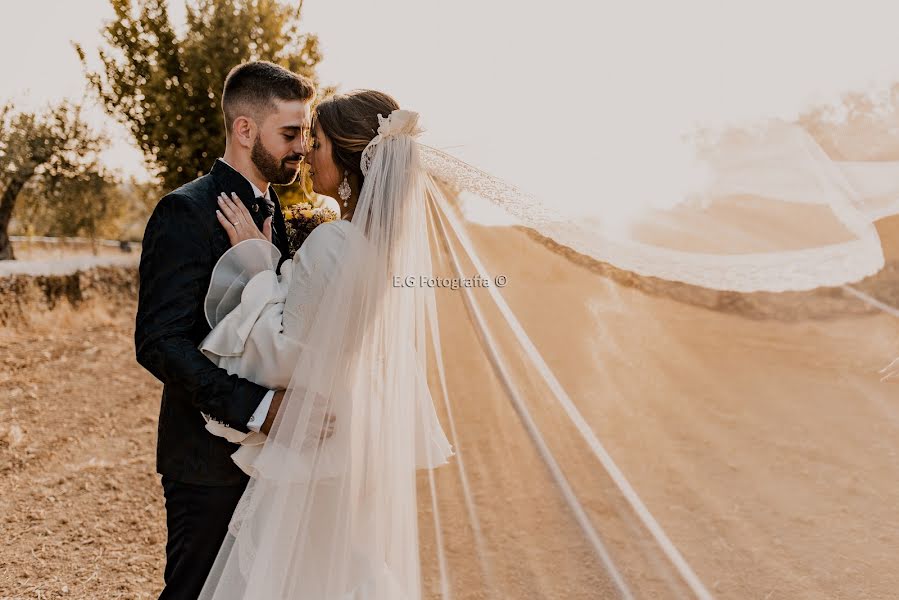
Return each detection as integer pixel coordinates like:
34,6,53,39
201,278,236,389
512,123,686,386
3,218,899,598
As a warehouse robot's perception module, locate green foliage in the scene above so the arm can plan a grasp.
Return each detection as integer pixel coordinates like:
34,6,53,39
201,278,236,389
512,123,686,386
11,175,160,242
0,102,113,259
0,103,105,187
78,0,323,196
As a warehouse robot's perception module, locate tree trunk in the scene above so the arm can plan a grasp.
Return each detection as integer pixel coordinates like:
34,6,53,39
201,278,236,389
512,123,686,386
0,173,31,261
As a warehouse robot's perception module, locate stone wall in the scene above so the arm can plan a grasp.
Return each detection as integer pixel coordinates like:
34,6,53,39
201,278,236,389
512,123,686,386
0,265,138,328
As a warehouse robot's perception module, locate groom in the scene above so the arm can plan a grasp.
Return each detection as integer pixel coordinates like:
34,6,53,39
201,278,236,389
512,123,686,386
135,61,314,599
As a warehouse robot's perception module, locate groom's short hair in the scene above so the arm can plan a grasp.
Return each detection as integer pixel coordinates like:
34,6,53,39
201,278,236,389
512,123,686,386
222,61,315,135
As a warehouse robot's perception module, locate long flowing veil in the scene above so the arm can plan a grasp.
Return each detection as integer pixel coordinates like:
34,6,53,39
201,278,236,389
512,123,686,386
200,103,899,598
412,117,899,599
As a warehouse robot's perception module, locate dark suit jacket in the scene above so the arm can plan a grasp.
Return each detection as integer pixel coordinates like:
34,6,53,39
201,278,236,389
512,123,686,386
135,159,291,485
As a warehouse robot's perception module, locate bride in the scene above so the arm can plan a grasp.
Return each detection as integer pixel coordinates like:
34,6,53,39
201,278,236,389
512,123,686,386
197,90,454,599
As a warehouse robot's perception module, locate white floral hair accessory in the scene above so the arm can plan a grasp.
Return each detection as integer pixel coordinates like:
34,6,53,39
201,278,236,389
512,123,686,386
360,109,424,176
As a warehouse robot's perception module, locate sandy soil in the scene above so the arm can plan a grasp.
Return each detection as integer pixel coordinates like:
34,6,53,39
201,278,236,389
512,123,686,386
3,216,899,599
0,303,165,598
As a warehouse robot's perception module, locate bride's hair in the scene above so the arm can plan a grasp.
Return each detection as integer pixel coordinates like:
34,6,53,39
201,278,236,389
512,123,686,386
313,90,400,184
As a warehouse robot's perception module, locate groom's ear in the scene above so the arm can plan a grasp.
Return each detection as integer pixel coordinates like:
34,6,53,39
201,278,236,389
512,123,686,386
231,115,258,149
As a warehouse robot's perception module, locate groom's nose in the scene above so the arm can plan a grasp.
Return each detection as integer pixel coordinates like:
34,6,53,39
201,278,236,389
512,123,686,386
294,134,308,158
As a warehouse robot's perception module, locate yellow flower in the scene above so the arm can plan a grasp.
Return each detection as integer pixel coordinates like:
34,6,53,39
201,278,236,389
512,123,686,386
299,209,315,219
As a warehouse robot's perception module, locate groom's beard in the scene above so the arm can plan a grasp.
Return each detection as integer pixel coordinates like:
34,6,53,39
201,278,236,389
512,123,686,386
251,137,301,185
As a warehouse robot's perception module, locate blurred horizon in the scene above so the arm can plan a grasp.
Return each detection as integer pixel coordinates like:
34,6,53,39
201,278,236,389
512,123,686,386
5,1,899,216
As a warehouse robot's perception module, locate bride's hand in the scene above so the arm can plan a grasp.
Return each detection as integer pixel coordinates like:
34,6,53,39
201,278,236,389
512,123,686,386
215,192,273,247
261,390,336,443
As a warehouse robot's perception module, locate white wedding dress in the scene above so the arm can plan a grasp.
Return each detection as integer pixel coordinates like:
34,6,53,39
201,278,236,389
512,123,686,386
197,219,453,475
198,112,456,599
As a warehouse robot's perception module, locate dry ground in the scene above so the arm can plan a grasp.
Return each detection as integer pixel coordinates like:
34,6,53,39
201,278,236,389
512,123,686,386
2,218,899,599
0,304,165,598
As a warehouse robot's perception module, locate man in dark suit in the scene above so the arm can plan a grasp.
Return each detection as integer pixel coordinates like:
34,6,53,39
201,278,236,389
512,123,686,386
135,61,315,599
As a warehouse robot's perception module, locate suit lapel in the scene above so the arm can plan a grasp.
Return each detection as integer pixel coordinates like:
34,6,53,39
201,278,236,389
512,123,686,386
210,159,257,212
269,187,290,259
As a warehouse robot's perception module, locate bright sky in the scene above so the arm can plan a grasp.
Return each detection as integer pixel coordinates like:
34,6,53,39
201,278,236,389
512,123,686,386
4,0,899,223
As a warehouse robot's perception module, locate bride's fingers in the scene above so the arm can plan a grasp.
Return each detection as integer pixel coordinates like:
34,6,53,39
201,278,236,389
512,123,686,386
230,194,251,224
230,193,260,230
216,193,245,230
317,418,336,435
224,192,266,237
219,193,249,228
307,413,335,428
314,422,336,435
215,209,238,244
230,192,254,219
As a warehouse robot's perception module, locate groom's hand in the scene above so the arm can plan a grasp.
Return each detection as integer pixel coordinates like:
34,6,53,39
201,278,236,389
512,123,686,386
261,390,336,444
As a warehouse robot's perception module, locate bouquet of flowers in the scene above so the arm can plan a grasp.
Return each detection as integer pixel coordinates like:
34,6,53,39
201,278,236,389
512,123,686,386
283,201,339,255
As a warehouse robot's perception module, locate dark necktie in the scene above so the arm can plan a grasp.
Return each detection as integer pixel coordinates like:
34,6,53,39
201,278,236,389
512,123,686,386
257,196,281,250
256,196,274,217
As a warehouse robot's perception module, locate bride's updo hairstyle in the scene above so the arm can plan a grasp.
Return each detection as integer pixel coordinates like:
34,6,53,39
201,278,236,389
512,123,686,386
313,90,401,186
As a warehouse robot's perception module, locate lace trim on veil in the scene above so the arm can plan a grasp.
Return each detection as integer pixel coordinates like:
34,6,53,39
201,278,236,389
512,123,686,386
420,122,896,293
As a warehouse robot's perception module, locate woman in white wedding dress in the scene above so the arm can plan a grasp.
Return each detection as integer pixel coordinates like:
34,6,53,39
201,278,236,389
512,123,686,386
197,91,454,599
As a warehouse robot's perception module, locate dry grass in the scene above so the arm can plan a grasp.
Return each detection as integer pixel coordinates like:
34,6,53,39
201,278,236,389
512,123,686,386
0,301,165,599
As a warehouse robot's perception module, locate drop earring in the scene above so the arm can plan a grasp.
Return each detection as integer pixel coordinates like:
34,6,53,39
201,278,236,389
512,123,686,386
338,171,351,208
